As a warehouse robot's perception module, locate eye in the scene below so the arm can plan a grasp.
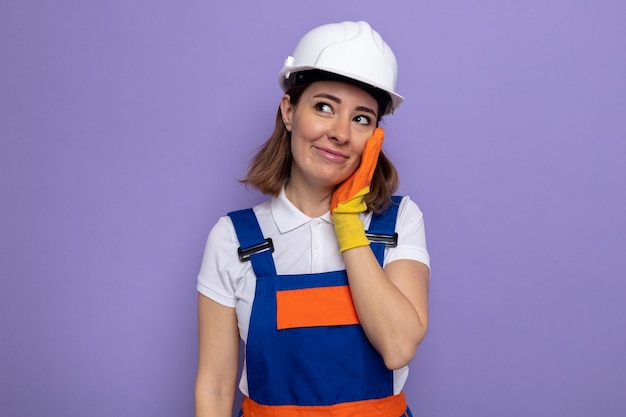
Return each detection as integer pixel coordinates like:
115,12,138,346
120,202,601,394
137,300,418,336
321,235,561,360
315,102,333,113
354,114,372,125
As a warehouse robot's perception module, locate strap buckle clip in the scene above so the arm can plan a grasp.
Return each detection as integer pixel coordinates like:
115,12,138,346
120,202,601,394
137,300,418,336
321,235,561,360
366,232,398,248
238,238,274,262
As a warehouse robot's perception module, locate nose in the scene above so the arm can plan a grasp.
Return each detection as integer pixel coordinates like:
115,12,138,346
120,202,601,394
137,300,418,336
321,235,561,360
329,116,351,144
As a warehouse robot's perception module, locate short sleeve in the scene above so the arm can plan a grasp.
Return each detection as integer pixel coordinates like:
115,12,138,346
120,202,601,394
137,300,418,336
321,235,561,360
196,215,243,308
383,196,430,270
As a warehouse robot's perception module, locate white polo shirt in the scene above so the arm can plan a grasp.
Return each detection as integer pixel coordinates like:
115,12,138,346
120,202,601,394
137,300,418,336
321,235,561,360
197,187,430,396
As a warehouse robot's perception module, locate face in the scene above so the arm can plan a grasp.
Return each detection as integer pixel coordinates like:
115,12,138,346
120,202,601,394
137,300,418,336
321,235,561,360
281,80,379,192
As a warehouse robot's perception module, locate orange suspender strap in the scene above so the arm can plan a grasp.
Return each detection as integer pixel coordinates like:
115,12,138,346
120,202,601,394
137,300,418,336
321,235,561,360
242,392,407,417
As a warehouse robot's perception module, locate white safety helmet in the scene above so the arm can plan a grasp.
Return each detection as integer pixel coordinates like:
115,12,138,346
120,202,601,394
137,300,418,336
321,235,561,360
278,21,404,115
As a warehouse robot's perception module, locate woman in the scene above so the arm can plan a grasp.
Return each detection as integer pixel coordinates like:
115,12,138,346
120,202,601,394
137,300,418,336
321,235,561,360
195,21,430,417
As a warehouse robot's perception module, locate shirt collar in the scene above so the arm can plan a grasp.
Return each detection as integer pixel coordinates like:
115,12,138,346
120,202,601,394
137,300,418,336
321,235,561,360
271,186,332,234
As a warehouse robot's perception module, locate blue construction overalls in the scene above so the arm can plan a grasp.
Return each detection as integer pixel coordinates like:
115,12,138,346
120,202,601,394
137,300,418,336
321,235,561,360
228,196,412,417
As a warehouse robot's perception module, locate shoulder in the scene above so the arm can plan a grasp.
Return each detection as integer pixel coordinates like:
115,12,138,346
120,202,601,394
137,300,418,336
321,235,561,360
197,201,273,302
202,215,240,270
381,195,430,269
366,195,424,227
393,195,427,239
396,195,425,224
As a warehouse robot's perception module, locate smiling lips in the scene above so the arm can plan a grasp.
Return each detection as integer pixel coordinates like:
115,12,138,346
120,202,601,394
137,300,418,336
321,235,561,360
315,146,349,163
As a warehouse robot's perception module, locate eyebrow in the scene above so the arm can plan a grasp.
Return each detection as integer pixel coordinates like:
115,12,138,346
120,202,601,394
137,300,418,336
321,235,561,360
313,93,378,118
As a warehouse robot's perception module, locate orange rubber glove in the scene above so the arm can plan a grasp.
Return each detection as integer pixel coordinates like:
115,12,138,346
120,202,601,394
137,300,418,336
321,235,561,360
331,128,384,252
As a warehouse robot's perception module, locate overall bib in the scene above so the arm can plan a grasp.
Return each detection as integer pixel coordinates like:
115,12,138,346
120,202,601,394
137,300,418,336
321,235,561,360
228,196,412,417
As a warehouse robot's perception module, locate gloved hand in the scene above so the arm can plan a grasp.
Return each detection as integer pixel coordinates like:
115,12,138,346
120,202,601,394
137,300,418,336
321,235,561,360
331,128,384,252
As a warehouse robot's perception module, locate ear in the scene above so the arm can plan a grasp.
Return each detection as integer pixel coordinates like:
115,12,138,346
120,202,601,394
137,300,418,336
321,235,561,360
280,94,293,132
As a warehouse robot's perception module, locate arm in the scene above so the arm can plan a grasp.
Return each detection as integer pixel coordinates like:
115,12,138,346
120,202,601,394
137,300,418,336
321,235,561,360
195,293,240,417
330,128,429,369
343,249,429,370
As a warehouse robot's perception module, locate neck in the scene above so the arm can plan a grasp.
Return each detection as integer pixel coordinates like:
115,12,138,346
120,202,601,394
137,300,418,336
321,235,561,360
284,179,333,218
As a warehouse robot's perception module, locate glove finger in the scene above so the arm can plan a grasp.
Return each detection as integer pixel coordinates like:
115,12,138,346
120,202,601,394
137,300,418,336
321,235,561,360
330,128,384,211
357,127,384,186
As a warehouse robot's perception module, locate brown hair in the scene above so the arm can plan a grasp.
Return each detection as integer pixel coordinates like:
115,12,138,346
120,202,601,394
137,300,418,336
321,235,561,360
240,81,399,213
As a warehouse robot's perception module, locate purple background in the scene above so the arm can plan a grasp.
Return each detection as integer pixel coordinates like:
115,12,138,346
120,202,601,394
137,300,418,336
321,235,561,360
2,1,625,416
